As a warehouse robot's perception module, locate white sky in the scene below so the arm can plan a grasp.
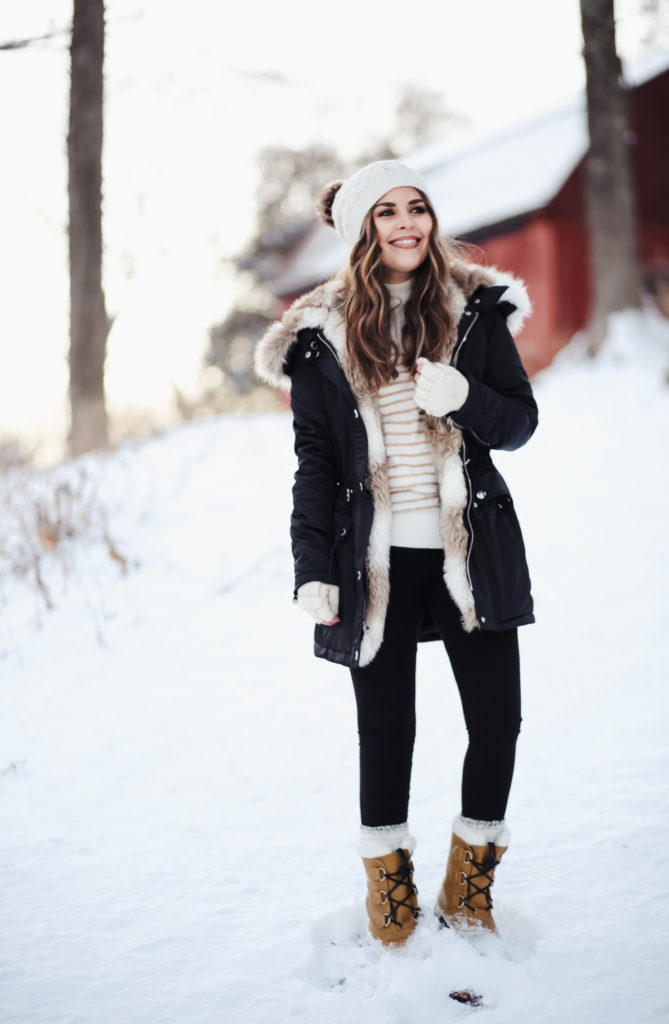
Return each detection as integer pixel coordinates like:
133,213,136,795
0,0,664,458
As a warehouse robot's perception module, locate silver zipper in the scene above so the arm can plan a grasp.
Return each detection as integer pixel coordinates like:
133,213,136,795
316,330,341,366
451,311,493,447
451,311,478,365
461,439,474,591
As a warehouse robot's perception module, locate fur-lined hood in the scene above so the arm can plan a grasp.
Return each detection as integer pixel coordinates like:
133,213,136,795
255,259,531,391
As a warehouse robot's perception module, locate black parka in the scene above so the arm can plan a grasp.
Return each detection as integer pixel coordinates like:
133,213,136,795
257,273,538,668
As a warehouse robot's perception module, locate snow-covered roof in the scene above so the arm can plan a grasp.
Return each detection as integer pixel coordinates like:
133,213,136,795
273,221,350,299
625,48,669,87
416,99,588,235
273,51,669,298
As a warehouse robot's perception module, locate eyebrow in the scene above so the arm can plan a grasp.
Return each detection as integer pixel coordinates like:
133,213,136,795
374,198,425,209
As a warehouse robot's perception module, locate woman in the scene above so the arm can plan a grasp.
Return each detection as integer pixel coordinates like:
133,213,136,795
255,160,537,946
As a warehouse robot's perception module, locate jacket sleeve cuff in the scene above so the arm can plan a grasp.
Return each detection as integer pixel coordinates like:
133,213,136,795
445,372,478,425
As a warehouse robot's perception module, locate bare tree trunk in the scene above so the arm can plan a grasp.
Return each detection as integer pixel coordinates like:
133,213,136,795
68,0,108,454
580,0,642,355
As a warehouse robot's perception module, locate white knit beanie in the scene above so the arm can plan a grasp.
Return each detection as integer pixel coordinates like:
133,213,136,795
331,160,431,247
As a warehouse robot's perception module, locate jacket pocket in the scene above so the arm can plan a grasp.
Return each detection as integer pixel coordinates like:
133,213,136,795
328,496,352,581
316,506,358,656
469,492,533,626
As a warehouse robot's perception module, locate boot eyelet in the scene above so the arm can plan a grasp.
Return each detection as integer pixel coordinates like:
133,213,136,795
459,871,467,885
377,868,386,880
384,913,392,927
463,850,473,863
380,890,388,904
457,895,466,909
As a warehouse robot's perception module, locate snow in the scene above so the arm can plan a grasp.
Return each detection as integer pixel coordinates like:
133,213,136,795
1,309,669,1023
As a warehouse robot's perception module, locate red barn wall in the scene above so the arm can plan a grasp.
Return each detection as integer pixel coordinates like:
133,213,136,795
632,68,669,311
631,69,669,232
550,66,669,328
476,218,561,376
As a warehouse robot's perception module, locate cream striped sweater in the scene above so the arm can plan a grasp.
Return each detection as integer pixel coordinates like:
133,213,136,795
379,280,442,549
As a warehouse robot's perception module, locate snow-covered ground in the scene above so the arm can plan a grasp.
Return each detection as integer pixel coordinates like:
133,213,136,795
1,311,668,1024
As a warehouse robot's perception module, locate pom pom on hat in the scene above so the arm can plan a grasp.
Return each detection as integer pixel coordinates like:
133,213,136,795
328,159,431,247
316,181,343,229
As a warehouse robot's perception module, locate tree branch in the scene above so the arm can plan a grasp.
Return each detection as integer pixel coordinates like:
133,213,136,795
0,27,71,51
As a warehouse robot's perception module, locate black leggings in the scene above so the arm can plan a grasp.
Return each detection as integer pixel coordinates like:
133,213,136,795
350,547,521,827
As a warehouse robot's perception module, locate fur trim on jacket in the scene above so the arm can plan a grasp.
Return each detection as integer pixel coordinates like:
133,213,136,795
255,260,532,667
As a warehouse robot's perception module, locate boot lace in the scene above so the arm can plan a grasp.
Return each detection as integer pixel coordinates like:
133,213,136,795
461,842,500,913
379,849,419,929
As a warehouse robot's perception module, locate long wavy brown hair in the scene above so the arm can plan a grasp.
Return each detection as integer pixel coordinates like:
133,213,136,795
341,192,463,390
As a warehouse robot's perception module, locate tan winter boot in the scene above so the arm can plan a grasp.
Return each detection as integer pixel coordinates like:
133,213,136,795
436,816,510,933
362,847,420,945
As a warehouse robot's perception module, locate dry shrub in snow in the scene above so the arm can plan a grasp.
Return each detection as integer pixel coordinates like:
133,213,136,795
0,465,127,611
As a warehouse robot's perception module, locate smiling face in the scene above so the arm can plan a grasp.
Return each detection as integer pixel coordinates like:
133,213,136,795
371,186,433,284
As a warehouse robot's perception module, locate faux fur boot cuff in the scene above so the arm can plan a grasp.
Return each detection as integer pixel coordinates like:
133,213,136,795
356,823,417,859
453,814,511,848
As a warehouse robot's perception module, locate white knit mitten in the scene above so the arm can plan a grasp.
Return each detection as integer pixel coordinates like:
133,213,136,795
296,581,340,624
414,358,469,417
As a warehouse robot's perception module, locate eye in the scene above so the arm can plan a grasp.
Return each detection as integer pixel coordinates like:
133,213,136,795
410,205,427,214
376,208,394,216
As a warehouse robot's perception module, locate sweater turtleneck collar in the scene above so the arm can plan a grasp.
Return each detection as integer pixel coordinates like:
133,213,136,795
385,277,413,306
